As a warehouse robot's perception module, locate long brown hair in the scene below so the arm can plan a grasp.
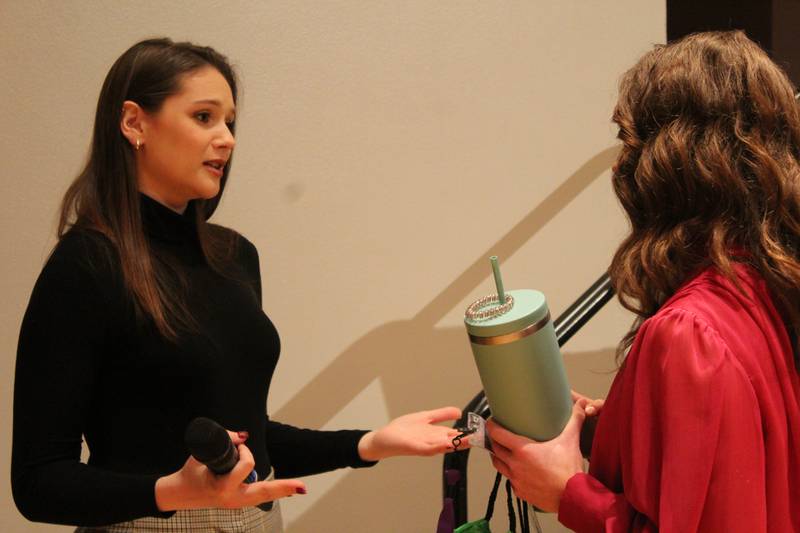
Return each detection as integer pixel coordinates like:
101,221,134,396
59,38,240,340
609,30,800,360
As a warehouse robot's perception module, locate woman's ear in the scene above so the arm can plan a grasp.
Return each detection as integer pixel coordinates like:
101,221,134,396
120,100,146,150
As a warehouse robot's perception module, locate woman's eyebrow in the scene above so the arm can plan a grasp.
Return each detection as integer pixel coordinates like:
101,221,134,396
192,99,236,116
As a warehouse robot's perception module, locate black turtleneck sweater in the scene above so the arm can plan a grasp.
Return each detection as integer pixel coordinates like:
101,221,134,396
12,194,374,527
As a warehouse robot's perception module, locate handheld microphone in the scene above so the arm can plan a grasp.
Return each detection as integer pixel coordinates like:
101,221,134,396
185,417,256,480
185,417,272,510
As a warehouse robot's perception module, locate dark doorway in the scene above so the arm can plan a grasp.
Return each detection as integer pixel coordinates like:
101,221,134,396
667,0,799,86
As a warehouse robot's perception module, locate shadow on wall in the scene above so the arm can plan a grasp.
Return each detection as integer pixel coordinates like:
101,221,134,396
276,146,621,531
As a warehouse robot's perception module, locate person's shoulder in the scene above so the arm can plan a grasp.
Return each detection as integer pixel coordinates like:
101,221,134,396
627,304,734,394
205,222,260,268
657,264,765,329
634,264,772,370
30,227,121,300
206,222,257,251
49,226,118,275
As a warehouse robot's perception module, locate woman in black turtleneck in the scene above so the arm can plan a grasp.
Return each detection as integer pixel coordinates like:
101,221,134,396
11,38,462,532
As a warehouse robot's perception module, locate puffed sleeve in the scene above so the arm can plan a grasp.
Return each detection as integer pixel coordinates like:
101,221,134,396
11,231,172,526
558,308,766,532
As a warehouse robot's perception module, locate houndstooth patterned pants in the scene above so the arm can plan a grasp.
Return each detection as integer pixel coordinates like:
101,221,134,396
74,502,283,533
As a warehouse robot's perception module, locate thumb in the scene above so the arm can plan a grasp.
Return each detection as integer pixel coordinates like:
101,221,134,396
562,398,588,438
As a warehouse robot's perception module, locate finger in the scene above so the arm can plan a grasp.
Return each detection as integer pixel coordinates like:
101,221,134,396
227,443,256,487
585,399,604,416
571,389,588,403
446,440,470,452
419,429,466,455
441,432,471,453
486,418,528,449
489,438,512,461
491,454,511,480
562,400,588,438
242,479,307,504
227,430,247,445
424,406,463,424
485,423,512,456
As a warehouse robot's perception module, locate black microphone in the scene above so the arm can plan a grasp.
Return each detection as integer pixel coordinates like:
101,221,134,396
185,417,252,478
185,417,272,510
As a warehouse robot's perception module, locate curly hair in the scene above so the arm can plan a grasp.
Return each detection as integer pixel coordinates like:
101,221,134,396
609,30,800,361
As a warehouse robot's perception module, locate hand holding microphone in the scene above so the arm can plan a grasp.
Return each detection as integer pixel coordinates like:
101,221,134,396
184,417,258,482
154,418,306,512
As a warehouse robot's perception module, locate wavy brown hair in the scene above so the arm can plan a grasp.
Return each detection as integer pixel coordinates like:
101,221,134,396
609,30,800,362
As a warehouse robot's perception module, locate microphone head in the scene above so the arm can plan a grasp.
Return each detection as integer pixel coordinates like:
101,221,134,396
185,417,233,464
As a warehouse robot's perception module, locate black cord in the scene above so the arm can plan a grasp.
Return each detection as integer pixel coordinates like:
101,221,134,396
506,479,516,532
484,472,502,522
523,500,531,533
516,497,529,533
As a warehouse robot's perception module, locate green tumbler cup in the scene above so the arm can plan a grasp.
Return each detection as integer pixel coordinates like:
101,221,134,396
464,259,572,441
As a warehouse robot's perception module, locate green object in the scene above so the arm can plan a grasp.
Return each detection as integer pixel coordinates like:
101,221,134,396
464,284,572,441
454,519,514,533
453,518,492,533
490,256,505,303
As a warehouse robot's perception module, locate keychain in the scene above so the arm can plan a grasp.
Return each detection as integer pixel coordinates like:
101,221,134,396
452,412,492,452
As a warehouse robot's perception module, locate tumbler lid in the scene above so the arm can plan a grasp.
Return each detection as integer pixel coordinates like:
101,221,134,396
464,289,549,338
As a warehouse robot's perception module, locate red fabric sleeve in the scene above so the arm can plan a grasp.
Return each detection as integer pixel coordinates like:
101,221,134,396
559,308,767,532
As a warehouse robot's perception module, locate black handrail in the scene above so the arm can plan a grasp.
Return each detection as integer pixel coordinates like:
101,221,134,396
442,272,615,527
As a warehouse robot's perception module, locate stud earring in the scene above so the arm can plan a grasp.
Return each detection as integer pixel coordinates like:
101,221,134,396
135,139,141,151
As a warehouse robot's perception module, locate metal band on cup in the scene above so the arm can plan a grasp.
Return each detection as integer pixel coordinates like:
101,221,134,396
468,311,551,346
464,294,515,321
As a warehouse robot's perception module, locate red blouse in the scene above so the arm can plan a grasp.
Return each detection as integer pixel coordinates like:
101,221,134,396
558,264,800,532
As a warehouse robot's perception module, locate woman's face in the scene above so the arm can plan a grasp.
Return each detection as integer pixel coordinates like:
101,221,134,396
136,66,236,212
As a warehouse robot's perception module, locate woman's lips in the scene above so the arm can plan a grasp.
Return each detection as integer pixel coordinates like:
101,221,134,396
203,162,223,177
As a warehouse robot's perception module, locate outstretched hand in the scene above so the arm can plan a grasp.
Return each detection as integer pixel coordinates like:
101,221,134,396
357,406,465,461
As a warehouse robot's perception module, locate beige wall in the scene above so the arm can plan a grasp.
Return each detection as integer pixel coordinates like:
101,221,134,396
0,2,664,531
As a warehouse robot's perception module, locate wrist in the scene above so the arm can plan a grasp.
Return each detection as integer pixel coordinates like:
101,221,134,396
556,470,584,508
357,431,381,462
155,472,184,512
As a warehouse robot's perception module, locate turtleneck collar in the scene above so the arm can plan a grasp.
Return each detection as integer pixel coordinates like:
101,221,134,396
140,193,199,245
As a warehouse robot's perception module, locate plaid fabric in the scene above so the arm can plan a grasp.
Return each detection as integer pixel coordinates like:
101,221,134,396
75,503,283,533
75,470,283,533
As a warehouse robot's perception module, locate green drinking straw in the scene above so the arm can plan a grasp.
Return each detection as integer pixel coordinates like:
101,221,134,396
489,256,505,304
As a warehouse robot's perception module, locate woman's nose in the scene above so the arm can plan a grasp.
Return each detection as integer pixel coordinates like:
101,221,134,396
214,125,236,150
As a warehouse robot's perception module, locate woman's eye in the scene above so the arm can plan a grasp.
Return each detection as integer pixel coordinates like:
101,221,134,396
195,112,211,123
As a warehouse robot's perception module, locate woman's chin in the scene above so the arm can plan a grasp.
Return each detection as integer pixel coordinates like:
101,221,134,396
194,181,221,201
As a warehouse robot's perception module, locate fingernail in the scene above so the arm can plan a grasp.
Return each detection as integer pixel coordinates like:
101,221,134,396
296,487,307,495
238,431,249,440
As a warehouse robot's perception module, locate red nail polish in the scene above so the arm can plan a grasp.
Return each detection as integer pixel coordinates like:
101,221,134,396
296,487,307,495
238,431,249,440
